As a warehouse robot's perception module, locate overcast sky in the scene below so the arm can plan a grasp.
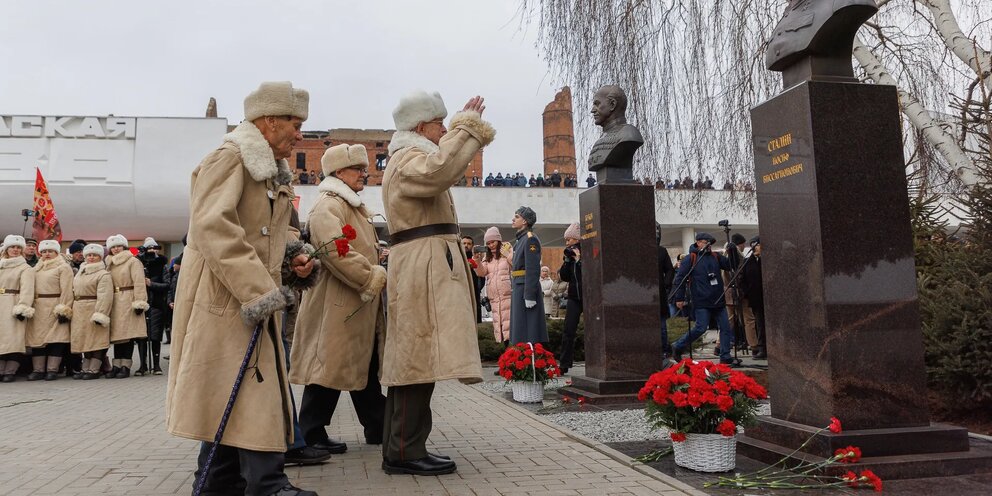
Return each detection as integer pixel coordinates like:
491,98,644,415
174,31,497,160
0,0,575,175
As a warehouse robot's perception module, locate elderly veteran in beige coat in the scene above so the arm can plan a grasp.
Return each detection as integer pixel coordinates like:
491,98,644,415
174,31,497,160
26,239,74,381
291,143,387,454
165,81,319,496
104,234,150,379
69,244,113,380
379,91,494,476
0,235,36,382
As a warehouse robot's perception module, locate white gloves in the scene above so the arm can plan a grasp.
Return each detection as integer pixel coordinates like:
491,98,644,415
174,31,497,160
525,299,536,309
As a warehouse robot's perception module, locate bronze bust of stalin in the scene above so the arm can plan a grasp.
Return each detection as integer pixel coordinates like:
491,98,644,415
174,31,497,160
766,0,878,88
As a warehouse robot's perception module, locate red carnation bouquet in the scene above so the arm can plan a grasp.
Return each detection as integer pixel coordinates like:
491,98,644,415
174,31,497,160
640,358,767,439
308,224,358,261
497,343,561,384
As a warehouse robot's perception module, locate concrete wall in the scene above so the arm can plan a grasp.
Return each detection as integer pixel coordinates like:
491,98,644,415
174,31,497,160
0,115,228,243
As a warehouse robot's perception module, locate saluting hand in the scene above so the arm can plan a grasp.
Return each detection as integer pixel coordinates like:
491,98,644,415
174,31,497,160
463,96,486,116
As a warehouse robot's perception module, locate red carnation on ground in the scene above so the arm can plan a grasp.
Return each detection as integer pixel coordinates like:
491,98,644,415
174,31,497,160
842,471,859,488
577,396,587,405
716,419,736,437
829,417,843,433
670,432,686,442
834,446,862,463
334,238,350,257
341,224,357,241
860,469,883,492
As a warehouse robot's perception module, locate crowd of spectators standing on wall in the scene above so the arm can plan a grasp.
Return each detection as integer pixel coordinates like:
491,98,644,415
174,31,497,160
649,176,755,191
0,234,182,382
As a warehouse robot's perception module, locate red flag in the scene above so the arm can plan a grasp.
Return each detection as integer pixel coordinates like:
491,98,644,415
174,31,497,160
32,168,63,242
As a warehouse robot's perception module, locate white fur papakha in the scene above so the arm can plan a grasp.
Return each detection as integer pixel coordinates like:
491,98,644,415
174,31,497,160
83,244,104,257
392,90,447,131
243,81,309,121
3,235,26,249
321,143,369,176
106,234,128,250
38,240,60,253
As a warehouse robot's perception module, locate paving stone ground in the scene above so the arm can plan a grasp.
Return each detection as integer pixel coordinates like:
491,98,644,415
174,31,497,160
0,346,699,496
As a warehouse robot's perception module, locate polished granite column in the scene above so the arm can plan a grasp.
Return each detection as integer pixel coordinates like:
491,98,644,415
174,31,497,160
558,183,664,404
739,80,992,479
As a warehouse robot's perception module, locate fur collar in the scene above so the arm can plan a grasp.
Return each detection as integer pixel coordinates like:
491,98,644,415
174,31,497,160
0,256,26,269
34,256,67,271
80,261,106,274
387,130,439,156
317,176,364,207
107,249,133,269
224,121,294,185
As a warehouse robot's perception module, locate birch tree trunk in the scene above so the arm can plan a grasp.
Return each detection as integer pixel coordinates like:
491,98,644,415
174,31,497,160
854,36,978,185
921,0,992,93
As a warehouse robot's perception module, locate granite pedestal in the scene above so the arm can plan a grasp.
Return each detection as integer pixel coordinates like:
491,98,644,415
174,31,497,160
740,80,992,479
558,183,663,404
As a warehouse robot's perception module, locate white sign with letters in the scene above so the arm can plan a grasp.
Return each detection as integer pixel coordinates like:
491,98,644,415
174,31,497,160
0,115,136,139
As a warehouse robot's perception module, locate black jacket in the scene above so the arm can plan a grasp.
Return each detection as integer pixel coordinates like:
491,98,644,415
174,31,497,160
559,245,582,301
740,255,763,310
658,247,675,318
141,253,170,310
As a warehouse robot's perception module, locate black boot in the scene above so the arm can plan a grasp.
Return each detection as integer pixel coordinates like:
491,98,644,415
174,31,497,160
136,339,149,376
151,341,162,375
105,366,119,379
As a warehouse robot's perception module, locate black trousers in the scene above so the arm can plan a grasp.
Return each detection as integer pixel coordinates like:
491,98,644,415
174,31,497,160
382,382,435,462
298,347,385,446
558,298,583,369
193,442,288,496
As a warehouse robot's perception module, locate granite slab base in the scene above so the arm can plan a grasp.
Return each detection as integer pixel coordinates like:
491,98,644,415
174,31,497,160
738,416,992,480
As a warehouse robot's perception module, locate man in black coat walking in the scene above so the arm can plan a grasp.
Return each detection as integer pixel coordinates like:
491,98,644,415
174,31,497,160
657,225,675,358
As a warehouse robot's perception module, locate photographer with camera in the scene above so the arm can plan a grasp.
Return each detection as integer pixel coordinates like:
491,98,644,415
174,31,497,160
670,232,741,367
137,237,169,376
557,223,583,375
472,227,512,347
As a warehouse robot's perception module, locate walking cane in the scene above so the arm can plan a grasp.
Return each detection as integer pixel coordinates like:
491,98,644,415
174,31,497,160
193,322,264,496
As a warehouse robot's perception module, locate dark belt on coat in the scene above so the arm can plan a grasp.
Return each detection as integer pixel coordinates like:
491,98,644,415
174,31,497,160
36,293,61,298
0,288,20,295
75,295,97,301
115,286,134,293
389,223,460,245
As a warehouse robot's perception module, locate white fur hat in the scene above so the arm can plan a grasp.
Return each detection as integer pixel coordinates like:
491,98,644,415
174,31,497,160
2,235,25,250
142,237,160,248
38,240,60,253
321,144,369,175
564,222,581,240
106,234,128,250
244,81,309,121
83,244,104,257
392,90,447,131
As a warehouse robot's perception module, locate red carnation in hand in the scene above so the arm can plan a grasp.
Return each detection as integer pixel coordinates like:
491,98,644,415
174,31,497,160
834,446,862,463
716,419,737,437
670,432,686,442
341,224,357,240
468,258,478,269
334,238,350,257
829,417,843,433
859,469,883,492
